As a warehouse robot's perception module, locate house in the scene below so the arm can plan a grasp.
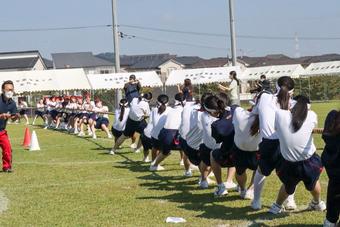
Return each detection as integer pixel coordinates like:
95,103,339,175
52,52,114,74
0,50,48,72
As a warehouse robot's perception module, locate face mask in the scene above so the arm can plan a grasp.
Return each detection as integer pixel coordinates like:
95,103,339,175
4,91,13,99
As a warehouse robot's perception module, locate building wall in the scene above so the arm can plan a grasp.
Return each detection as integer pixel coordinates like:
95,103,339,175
84,66,115,75
32,59,46,70
159,61,184,83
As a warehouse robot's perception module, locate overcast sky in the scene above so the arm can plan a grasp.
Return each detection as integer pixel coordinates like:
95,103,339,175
1,0,339,59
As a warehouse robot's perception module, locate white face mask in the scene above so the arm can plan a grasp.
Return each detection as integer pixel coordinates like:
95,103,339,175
4,91,13,99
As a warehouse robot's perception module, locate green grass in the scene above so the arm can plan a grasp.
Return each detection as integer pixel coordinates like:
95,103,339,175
0,101,338,227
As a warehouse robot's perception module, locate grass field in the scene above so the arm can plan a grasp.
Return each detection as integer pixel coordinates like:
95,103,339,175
0,101,338,226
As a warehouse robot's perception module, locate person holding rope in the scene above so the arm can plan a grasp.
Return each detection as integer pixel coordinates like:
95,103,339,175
0,80,19,173
124,74,141,104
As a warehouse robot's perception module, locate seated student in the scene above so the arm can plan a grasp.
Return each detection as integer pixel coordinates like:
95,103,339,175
112,99,130,143
32,98,47,126
182,93,212,188
110,93,152,154
208,93,238,197
77,96,95,136
18,97,29,125
65,96,78,131
269,95,326,214
232,106,262,200
150,94,170,162
89,100,112,140
150,93,184,171
321,110,340,227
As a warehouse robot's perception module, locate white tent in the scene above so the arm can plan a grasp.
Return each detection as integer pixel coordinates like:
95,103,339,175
242,64,305,80
302,61,340,77
0,68,90,93
165,66,241,86
87,71,163,90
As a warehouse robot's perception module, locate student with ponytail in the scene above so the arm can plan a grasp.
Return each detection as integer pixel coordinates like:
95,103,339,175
111,99,130,143
269,95,326,214
322,109,340,227
251,76,297,210
150,93,184,171
110,93,152,155
208,93,238,197
150,94,170,162
218,71,240,105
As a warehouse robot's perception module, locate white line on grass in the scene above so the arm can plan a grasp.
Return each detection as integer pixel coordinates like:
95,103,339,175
0,190,9,214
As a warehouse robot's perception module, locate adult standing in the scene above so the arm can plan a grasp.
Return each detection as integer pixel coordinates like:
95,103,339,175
124,74,141,103
178,79,193,101
218,71,240,105
0,80,18,172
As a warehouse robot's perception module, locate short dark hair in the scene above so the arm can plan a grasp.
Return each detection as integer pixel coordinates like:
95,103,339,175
260,75,266,79
129,74,136,80
2,80,14,89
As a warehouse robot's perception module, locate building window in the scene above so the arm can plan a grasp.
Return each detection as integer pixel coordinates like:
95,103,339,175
100,70,110,74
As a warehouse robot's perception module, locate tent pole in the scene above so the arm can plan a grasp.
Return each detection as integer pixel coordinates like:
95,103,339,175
308,76,311,100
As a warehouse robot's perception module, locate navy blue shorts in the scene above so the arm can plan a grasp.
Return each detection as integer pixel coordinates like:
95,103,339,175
95,117,109,129
141,134,153,151
89,113,97,121
34,110,45,118
233,144,259,175
277,154,323,195
212,148,235,168
123,118,147,137
50,110,60,120
179,136,187,151
158,128,181,155
19,109,29,115
111,127,123,138
151,137,161,150
182,140,201,166
199,144,213,166
258,139,282,176
80,113,90,119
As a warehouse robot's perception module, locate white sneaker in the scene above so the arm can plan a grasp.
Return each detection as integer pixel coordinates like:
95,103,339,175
92,134,97,139
108,149,115,155
73,129,79,134
88,131,93,136
43,126,48,130
107,133,113,139
149,165,165,171
134,148,141,153
78,131,85,137
143,157,151,163
184,170,193,177
180,159,184,166
224,181,238,191
251,199,262,210
269,203,285,214
199,180,209,189
130,143,137,149
308,200,326,211
245,189,254,200
323,219,336,227
283,197,297,210
214,184,228,197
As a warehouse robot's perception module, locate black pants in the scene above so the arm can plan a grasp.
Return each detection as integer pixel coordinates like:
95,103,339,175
327,177,340,223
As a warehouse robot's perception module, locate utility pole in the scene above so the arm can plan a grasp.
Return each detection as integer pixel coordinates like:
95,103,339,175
111,0,122,109
228,0,237,66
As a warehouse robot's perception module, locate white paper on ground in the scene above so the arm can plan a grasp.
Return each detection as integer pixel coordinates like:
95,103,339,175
166,217,187,223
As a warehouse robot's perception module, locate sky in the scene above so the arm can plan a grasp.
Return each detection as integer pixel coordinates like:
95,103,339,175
0,0,340,59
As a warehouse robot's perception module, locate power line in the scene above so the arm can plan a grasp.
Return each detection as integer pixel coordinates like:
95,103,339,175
0,25,111,32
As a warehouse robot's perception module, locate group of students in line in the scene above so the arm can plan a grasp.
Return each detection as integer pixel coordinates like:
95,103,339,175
24,95,113,140
109,74,340,227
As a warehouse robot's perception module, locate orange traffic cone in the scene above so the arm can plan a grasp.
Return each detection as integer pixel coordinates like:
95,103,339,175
22,127,31,148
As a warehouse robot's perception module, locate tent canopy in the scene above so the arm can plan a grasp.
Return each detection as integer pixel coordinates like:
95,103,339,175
87,71,163,90
301,61,340,77
0,68,90,93
242,64,305,80
165,66,241,86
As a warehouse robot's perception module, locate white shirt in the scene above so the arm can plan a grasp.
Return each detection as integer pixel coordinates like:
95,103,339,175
201,112,220,150
144,108,155,139
19,101,28,108
186,107,204,150
94,106,109,119
233,107,262,152
164,106,183,130
47,101,56,111
229,80,239,100
129,98,150,121
113,107,130,131
82,101,95,113
275,109,317,162
151,107,170,139
36,103,44,111
179,101,196,139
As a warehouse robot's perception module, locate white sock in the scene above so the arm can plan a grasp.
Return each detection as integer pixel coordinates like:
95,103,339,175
253,170,266,202
286,193,295,203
